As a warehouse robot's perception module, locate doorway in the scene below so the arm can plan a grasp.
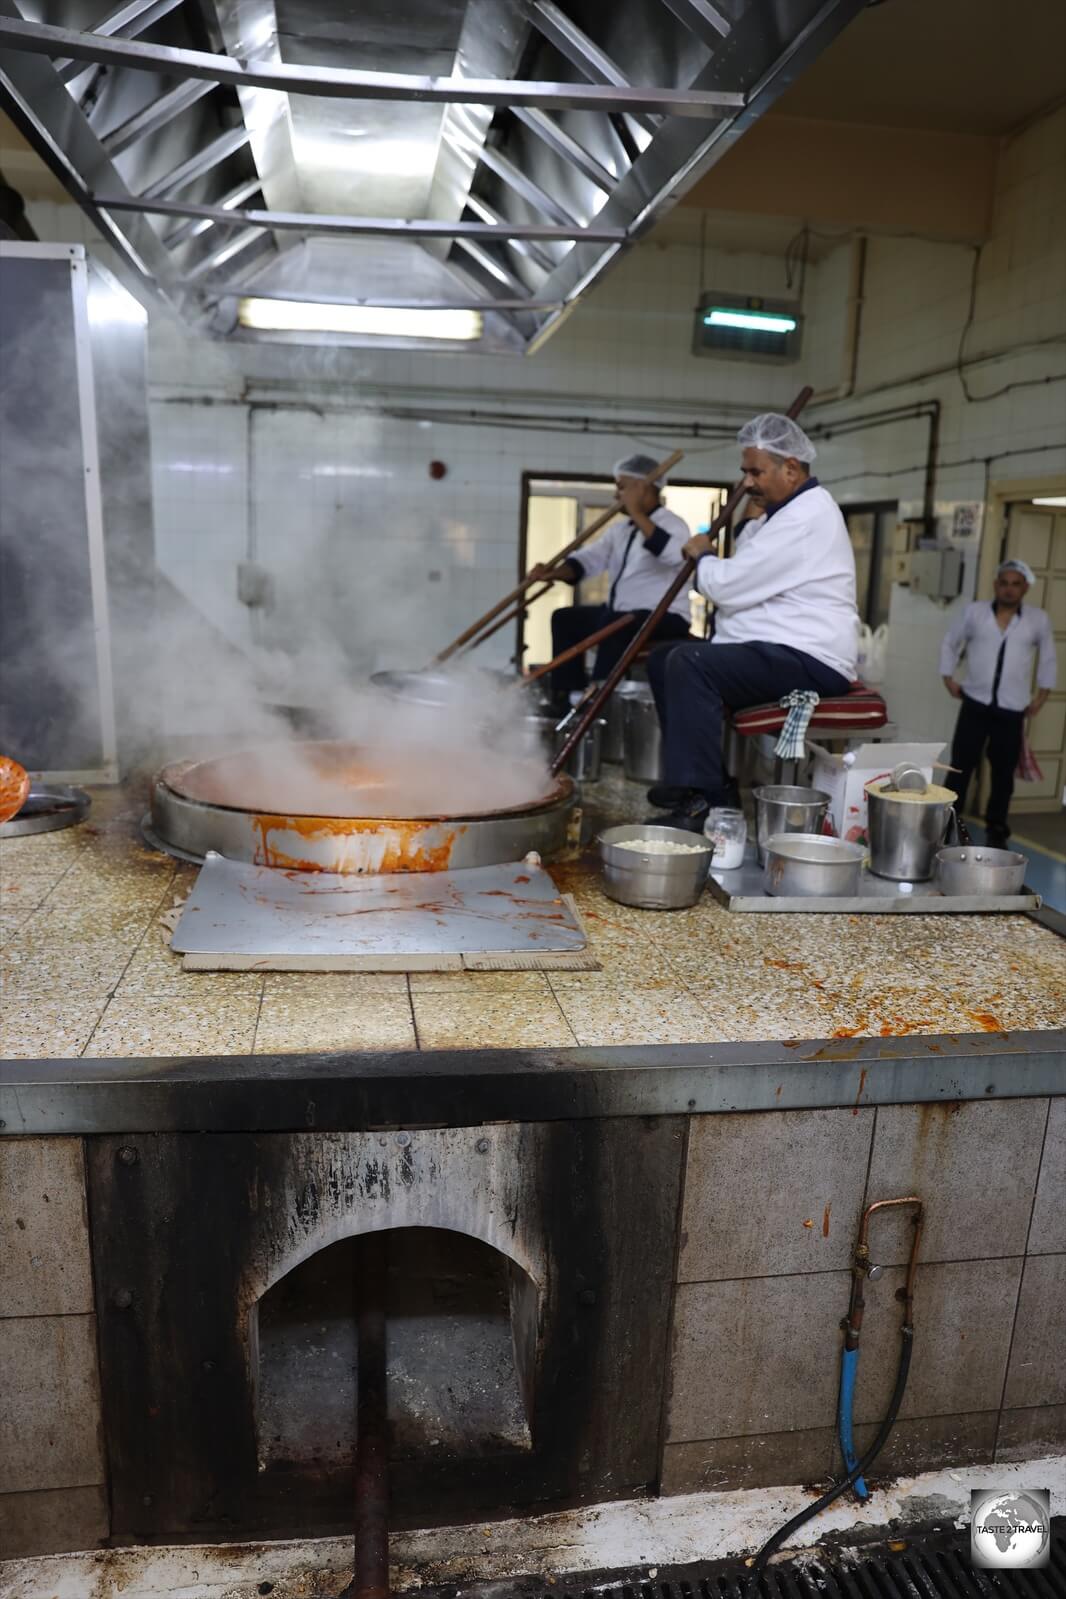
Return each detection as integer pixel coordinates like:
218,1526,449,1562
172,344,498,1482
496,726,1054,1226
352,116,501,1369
842,501,898,627
518,473,731,669
975,485,1066,818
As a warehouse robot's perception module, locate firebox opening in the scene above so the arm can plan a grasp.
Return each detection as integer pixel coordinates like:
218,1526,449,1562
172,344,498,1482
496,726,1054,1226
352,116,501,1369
253,1227,538,1475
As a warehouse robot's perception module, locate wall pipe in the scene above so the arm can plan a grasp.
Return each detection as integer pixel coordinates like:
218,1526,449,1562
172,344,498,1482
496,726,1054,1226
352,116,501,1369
811,234,867,405
751,1197,923,1578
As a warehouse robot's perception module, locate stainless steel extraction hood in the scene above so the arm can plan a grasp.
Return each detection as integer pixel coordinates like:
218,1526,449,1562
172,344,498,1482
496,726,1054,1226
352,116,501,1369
0,0,864,352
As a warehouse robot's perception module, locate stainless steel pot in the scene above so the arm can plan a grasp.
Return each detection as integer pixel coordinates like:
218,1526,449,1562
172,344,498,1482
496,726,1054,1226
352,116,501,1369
763,833,865,898
598,824,713,909
936,846,1027,896
622,686,663,782
524,714,606,782
753,785,831,866
603,681,644,763
867,786,955,881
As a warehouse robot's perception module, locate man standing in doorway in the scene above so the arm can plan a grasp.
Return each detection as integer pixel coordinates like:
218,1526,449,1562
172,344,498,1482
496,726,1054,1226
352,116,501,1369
940,558,1057,847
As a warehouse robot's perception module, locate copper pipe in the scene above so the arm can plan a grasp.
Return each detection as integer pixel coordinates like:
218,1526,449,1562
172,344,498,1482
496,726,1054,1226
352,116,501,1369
550,386,814,776
524,611,635,684
844,1197,923,1348
433,448,683,662
349,1231,389,1599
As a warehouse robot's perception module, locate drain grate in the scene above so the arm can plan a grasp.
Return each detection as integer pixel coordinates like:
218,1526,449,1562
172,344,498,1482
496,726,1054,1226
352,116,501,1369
435,1520,1065,1599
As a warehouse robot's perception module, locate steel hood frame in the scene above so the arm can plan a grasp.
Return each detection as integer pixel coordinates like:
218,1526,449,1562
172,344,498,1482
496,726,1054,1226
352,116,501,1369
0,0,866,352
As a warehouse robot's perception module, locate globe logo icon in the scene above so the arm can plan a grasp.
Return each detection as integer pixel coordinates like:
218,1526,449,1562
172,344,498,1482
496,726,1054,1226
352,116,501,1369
971,1489,1051,1569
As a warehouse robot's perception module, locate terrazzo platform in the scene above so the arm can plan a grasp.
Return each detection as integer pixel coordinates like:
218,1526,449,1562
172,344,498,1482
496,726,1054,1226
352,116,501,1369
1,776,1064,1061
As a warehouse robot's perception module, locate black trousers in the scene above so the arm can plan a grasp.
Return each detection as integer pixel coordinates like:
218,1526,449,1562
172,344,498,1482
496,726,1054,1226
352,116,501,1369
947,694,1025,836
647,639,851,797
548,604,691,698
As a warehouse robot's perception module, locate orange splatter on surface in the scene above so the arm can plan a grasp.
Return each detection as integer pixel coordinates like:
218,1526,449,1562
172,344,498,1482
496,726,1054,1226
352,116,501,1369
802,1218,814,1230
968,1009,1006,1033
822,1203,832,1238
251,813,462,874
853,1066,868,1112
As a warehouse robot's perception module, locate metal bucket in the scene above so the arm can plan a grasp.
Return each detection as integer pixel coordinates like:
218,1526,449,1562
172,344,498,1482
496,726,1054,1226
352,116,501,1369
622,687,663,782
753,785,831,866
603,681,644,763
867,787,954,881
524,714,606,782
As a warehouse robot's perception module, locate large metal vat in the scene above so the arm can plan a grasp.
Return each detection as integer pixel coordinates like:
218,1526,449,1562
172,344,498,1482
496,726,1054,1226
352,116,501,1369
147,741,575,872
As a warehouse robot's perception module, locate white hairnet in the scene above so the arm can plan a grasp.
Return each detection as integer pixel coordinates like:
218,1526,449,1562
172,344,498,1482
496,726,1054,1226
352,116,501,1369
736,413,817,464
998,558,1035,585
614,452,666,482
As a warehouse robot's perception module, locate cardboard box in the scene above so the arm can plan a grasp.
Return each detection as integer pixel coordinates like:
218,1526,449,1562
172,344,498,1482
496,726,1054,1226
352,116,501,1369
809,742,947,844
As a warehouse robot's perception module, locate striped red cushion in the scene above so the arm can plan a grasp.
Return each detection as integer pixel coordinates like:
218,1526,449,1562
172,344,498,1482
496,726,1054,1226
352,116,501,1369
733,685,887,736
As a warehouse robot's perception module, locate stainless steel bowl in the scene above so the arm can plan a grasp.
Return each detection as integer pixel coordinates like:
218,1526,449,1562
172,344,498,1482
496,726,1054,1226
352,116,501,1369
763,832,865,898
753,785,831,865
598,823,713,909
936,845,1027,896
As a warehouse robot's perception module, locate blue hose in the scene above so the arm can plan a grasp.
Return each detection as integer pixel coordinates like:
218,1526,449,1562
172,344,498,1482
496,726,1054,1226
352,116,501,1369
838,1345,869,1501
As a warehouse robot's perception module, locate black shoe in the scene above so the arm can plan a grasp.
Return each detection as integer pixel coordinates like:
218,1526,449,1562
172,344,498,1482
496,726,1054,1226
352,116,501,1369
646,782,691,808
985,827,1010,850
645,791,711,835
647,779,741,810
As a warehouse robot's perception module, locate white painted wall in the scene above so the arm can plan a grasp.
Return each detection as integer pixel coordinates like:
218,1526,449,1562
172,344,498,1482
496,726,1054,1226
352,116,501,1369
23,106,1066,730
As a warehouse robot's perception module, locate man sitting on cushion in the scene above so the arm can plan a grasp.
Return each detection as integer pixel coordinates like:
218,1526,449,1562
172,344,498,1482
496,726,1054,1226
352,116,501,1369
646,413,859,831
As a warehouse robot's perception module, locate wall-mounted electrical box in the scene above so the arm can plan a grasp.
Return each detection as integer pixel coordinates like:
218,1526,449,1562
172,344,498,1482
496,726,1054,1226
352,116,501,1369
692,292,802,363
909,546,963,600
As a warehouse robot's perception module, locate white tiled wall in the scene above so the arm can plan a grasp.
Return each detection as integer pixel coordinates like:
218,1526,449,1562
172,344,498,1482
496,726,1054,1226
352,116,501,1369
25,107,1066,726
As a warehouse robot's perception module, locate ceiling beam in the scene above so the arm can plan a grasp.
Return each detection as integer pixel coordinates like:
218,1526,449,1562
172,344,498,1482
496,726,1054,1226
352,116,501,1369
658,0,732,48
140,123,249,200
527,1,659,138
102,77,216,156
173,281,562,311
57,0,185,83
96,192,628,241
0,15,745,117
511,106,617,193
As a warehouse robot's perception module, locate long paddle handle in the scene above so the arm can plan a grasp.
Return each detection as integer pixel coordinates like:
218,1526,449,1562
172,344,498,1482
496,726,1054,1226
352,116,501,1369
524,612,636,685
550,389,814,776
432,448,684,663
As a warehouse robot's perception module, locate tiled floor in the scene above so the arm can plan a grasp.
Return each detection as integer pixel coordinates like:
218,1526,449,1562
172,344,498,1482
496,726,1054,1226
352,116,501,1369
1,778,1063,1060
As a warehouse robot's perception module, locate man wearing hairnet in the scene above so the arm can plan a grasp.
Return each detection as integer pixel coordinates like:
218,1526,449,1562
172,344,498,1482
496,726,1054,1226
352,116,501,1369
646,413,858,829
535,453,692,708
940,558,1057,848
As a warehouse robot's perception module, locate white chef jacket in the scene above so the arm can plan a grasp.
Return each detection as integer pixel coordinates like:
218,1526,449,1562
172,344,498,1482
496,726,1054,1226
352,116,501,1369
571,505,691,618
696,480,858,679
939,601,1057,712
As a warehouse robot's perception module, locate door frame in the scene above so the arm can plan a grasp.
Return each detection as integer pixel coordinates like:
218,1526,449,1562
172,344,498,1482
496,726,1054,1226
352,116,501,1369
977,472,1066,816
516,469,731,666
978,471,1066,592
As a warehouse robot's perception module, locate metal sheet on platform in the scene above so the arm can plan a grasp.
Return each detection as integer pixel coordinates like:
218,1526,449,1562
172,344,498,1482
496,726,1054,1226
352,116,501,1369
708,851,1041,914
171,853,588,968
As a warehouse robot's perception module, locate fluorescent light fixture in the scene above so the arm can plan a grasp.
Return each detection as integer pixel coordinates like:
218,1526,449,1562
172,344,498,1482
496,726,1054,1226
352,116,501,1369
704,307,798,334
1032,495,1066,507
238,298,482,340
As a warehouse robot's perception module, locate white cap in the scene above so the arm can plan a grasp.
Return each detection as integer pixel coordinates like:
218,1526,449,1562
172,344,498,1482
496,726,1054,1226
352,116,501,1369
998,558,1035,585
737,413,817,463
613,452,666,482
